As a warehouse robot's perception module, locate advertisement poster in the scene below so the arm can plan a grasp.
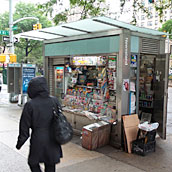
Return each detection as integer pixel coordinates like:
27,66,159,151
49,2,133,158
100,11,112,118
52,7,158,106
123,79,129,91
72,56,106,66
130,55,137,67
22,65,35,94
55,67,64,82
108,56,117,68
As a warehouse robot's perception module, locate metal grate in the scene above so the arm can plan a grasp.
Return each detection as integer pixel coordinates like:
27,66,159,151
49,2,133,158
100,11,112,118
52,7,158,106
141,38,159,54
53,57,64,65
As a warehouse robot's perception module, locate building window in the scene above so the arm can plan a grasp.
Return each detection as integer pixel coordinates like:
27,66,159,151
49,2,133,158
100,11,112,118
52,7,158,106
141,22,144,27
141,15,145,20
148,6,153,12
141,9,144,13
170,16,172,19
165,11,167,14
147,21,152,26
155,13,158,18
148,13,153,19
141,0,145,6
155,20,158,25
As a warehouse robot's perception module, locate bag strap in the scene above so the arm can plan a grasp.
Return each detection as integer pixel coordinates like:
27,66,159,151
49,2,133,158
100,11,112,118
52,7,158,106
50,96,62,113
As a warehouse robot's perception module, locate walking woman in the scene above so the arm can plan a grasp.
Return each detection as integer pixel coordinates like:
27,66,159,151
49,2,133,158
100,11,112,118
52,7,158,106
16,77,63,172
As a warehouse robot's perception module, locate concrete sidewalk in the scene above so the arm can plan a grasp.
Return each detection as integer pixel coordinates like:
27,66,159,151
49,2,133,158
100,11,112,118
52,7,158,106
1,85,172,172
1,105,172,172
0,106,144,172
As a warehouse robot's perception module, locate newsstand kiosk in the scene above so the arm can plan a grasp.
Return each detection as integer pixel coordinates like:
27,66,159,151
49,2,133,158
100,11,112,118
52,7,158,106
16,16,169,148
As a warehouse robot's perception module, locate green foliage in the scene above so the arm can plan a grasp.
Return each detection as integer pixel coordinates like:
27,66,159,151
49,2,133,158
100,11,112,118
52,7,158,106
38,0,61,17
0,2,52,68
38,0,108,25
159,19,172,39
0,12,9,30
53,12,68,25
159,20,172,33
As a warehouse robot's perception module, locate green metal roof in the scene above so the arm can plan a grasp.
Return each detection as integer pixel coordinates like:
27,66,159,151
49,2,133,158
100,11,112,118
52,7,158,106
15,16,166,41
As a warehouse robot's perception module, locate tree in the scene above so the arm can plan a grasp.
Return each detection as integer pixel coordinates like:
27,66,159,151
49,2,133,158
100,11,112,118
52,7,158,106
159,20,172,38
0,12,9,53
120,0,172,24
0,2,52,67
38,0,108,25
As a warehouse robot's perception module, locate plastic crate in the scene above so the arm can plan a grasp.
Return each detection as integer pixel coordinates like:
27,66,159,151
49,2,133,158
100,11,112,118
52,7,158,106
137,129,157,143
132,138,156,156
145,130,156,143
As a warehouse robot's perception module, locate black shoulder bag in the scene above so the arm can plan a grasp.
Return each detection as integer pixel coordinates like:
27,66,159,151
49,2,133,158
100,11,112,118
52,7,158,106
51,98,73,145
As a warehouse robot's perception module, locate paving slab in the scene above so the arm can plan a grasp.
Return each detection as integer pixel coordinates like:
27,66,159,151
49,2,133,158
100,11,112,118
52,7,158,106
102,137,172,172
0,142,30,172
55,155,145,172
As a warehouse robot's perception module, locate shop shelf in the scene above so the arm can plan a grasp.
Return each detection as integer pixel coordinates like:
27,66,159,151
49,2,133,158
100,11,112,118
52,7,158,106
139,99,153,101
139,106,153,109
109,89,116,91
130,77,137,80
76,85,101,89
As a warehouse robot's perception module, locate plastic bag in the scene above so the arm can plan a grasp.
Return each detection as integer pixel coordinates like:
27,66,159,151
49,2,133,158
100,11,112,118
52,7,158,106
138,121,159,132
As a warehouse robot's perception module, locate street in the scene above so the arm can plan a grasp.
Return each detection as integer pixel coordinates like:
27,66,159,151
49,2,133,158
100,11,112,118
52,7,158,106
1,84,172,172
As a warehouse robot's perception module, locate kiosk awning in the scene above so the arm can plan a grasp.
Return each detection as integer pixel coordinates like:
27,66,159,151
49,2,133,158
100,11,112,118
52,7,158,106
15,16,167,41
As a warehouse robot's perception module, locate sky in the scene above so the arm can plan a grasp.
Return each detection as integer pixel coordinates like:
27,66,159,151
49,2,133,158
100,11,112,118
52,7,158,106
0,0,119,14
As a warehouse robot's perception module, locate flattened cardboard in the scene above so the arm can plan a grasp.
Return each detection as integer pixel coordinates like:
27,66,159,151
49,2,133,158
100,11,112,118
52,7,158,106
123,114,139,127
123,114,139,153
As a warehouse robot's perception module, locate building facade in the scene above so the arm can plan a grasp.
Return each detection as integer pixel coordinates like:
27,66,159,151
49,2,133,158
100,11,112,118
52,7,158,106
108,0,172,30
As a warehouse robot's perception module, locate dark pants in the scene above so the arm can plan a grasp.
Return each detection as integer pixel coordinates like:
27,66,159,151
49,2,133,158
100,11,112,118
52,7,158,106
29,163,55,172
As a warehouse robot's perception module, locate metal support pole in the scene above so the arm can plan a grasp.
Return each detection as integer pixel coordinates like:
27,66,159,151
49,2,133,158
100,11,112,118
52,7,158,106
13,17,39,25
9,0,14,54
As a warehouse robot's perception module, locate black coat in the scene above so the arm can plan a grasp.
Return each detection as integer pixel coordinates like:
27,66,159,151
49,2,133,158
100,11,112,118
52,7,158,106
16,77,63,165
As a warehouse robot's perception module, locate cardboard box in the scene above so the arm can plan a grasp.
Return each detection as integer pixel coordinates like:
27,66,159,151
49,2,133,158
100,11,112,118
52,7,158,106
97,121,111,148
82,123,99,150
82,121,111,150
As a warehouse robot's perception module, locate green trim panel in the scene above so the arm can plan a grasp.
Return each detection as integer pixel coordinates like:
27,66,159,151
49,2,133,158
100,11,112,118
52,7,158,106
131,36,139,53
45,36,119,56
